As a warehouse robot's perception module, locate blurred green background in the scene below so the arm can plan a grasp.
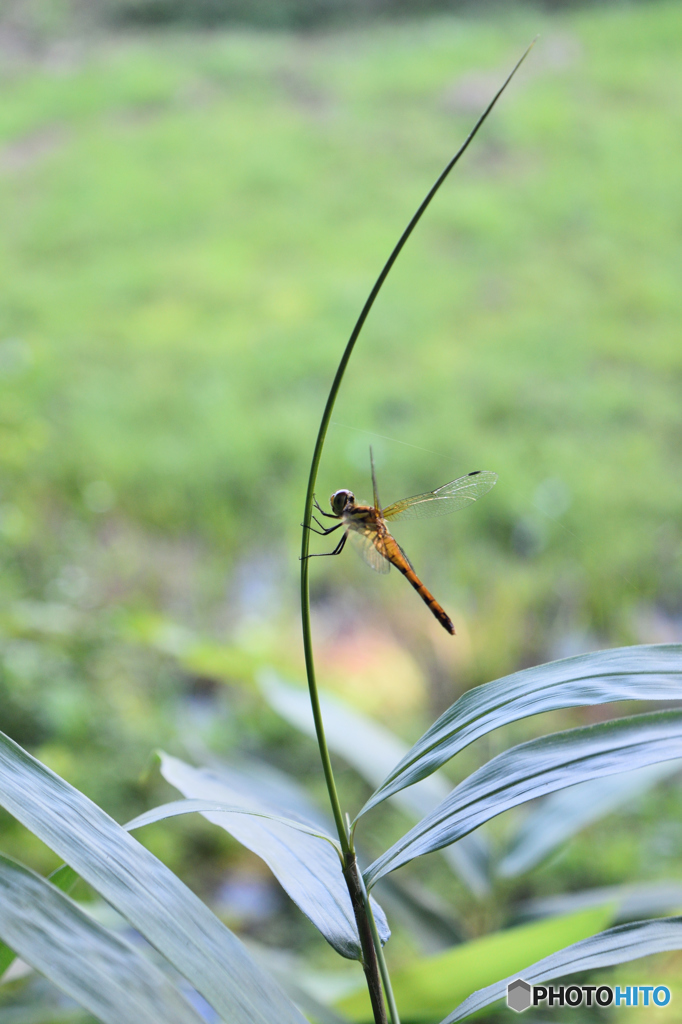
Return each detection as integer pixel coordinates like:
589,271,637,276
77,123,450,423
1,0,682,1018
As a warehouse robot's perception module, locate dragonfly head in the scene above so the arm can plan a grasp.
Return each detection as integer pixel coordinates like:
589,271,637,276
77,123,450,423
330,489,354,515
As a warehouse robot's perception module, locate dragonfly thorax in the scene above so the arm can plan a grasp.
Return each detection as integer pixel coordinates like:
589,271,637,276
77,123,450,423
330,489,355,515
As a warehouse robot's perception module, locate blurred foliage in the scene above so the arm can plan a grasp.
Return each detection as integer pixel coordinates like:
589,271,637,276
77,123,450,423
0,2,680,658
99,0,659,31
0,0,666,35
0,1,681,1015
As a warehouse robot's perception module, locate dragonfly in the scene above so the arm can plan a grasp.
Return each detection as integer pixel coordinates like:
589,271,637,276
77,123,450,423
305,450,497,634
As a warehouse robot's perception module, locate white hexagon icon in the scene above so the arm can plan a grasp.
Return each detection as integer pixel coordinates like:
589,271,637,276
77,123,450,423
507,978,532,1012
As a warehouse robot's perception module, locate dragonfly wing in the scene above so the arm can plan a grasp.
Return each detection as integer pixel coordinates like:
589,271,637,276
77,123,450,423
382,470,497,521
349,527,391,574
396,539,415,572
370,447,381,511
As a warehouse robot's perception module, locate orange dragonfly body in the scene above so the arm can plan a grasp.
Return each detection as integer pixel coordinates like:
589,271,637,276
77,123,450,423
307,453,497,634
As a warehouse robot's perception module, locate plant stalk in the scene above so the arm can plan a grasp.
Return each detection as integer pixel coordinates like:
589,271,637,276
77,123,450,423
343,853,388,1024
300,41,534,1024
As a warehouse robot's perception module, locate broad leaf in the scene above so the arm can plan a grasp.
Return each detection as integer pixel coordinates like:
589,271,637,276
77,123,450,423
0,730,306,1024
260,671,490,896
442,916,682,1022
0,854,205,1024
336,906,613,1021
184,750,332,828
159,753,390,960
359,644,682,815
498,760,681,876
364,710,682,888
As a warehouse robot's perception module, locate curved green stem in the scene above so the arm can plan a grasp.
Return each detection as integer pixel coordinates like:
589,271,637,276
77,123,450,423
300,40,534,1021
300,573,349,849
300,41,533,846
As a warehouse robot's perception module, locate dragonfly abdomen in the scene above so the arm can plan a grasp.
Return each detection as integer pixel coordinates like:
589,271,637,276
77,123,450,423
404,570,455,635
384,536,455,635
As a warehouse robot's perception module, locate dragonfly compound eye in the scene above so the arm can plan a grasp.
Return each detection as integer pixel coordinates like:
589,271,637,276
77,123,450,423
330,490,353,515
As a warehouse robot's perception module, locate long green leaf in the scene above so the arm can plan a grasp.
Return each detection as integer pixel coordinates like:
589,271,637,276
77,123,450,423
441,916,682,1022
0,730,306,1024
358,644,682,816
0,854,205,1024
498,760,681,876
127,797,342,847
364,710,682,888
0,863,79,977
260,671,490,896
159,753,390,960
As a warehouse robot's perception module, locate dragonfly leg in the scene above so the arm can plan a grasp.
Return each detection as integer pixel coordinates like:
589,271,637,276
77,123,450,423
302,521,342,537
302,531,348,559
313,497,338,519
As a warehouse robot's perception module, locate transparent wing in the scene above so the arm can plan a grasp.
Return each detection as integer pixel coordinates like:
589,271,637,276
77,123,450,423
370,447,381,511
382,470,497,521
348,526,391,574
395,539,415,572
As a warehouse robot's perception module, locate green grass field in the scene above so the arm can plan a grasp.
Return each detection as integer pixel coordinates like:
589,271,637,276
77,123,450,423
0,3,682,1008
2,4,681,657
